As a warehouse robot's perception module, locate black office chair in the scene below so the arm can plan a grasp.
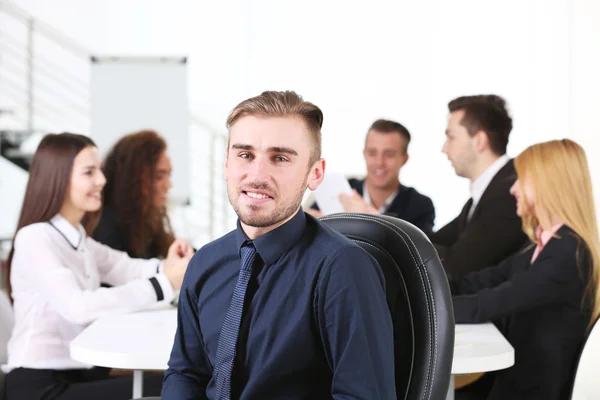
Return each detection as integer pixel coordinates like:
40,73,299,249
135,213,455,400
320,213,455,400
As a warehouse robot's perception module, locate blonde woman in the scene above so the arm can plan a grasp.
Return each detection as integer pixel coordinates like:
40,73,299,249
451,139,600,400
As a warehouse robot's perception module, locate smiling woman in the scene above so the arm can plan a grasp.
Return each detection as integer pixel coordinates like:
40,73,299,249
3,132,193,400
92,130,178,259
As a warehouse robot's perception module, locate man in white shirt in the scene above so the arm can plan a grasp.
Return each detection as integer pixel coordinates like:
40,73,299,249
428,95,528,279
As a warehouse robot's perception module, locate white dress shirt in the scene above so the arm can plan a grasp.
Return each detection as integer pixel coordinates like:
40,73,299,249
362,181,398,213
468,155,511,220
2,214,174,372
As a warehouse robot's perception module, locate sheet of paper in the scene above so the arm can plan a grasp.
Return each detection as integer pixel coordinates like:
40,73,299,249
313,171,353,215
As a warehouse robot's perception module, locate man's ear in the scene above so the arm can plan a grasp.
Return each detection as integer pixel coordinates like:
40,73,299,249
307,158,326,191
475,130,490,153
400,152,409,167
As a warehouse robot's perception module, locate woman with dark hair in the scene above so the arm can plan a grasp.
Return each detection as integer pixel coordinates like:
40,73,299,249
2,133,193,400
93,130,180,259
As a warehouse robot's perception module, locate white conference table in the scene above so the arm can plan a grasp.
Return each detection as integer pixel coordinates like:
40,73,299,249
70,307,176,398
70,308,514,399
447,323,514,400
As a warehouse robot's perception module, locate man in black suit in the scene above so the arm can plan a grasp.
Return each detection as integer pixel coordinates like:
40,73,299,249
307,119,435,232
429,95,528,279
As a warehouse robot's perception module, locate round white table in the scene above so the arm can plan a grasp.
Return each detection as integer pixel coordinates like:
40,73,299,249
453,323,514,374
70,308,514,399
70,307,176,398
447,323,514,399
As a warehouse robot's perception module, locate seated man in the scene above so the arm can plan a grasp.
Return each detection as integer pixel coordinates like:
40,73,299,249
162,91,396,399
428,95,528,279
307,119,435,233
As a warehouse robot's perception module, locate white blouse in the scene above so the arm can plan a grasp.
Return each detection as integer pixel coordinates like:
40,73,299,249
2,214,174,372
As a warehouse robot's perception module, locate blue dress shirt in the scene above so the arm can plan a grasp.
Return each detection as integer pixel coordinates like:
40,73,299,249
162,210,395,399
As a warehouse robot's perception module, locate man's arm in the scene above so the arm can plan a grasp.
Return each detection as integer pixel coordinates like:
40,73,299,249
316,246,396,400
162,254,212,400
409,197,436,234
427,216,460,247
430,197,526,279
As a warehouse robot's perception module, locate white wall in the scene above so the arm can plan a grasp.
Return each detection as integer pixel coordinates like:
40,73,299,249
572,0,600,222
0,157,27,239
5,0,600,230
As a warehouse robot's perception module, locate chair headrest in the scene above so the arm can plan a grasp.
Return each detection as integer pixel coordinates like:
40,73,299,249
320,212,437,261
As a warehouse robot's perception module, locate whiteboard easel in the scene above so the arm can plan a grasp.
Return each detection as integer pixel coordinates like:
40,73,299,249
90,56,189,204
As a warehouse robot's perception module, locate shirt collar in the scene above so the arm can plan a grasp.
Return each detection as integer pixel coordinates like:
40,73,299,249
535,223,564,247
362,181,399,213
235,208,307,265
470,155,511,204
49,214,84,249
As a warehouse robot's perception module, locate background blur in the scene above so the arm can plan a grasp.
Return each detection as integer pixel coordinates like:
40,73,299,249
1,0,599,248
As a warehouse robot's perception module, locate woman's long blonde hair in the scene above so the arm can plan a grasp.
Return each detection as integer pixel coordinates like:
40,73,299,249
514,139,600,324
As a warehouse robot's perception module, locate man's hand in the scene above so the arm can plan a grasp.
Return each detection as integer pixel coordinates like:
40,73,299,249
339,190,379,214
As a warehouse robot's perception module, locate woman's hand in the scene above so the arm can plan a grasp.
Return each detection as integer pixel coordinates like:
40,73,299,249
163,239,194,290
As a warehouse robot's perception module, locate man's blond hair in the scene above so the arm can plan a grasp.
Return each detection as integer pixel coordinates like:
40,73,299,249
226,90,323,166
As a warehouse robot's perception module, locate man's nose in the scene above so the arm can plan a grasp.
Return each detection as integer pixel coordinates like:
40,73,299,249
247,157,271,182
374,154,385,167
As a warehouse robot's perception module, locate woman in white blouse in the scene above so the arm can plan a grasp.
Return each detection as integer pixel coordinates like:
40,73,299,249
2,133,193,400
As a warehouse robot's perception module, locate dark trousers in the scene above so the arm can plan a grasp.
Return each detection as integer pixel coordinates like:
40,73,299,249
455,372,495,400
5,367,163,400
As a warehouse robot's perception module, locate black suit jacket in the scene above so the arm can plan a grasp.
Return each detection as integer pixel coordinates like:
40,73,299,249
428,160,527,278
451,225,591,400
312,178,436,232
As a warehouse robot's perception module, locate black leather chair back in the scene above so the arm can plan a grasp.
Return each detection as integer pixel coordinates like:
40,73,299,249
320,213,454,400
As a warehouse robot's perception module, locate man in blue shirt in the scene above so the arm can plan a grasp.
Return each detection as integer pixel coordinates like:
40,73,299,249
162,90,395,400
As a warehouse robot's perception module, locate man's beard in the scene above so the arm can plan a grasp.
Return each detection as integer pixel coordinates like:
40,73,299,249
228,182,306,228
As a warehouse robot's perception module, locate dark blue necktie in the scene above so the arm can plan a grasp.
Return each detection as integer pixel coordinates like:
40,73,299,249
214,242,257,400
